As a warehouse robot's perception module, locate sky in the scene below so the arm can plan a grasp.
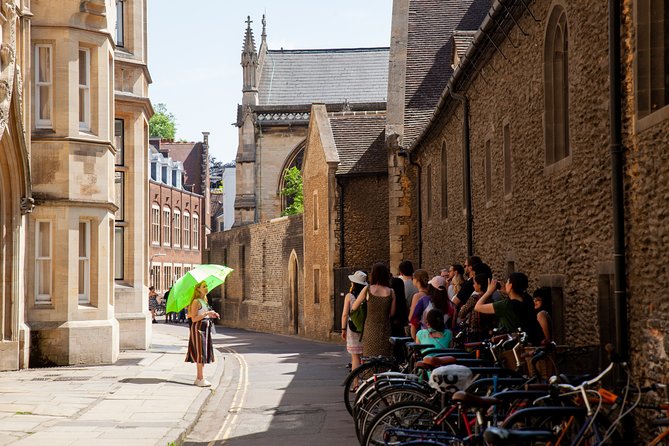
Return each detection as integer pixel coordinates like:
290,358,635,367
147,1,393,164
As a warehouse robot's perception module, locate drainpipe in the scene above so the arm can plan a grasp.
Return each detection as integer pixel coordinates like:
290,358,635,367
337,178,345,268
403,150,422,267
608,0,627,360
450,89,473,257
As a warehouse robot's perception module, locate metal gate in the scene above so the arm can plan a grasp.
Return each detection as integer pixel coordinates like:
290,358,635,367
333,267,352,332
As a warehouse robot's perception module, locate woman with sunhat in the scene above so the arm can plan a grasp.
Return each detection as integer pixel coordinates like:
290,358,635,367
185,281,220,387
341,270,368,376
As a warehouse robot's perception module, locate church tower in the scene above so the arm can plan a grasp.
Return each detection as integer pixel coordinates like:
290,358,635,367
234,17,260,226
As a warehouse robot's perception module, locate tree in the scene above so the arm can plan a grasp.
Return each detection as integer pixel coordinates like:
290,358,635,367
149,103,177,140
280,167,304,216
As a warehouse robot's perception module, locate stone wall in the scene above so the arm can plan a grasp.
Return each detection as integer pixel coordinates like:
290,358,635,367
207,215,304,336
337,174,391,271
414,2,611,348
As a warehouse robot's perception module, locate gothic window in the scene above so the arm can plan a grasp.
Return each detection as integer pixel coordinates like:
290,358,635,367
544,5,570,165
440,144,448,219
503,124,512,196
426,163,433,220
484,139,492,203
636,0,669,118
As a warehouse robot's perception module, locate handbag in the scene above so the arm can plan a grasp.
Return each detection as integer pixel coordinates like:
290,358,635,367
348,300,367,333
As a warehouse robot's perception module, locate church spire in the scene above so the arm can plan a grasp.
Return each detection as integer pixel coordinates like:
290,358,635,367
241,15,258,103
261,14,267,46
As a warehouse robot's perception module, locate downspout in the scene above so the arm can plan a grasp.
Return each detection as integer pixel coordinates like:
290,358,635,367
608,0,627,359
337,178,345,268
405,151,422,267
450,88,474,257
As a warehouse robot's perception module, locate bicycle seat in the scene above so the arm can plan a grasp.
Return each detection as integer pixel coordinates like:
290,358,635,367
415,355,456,369
483,427,555,444
452,390,502,408
389,336,413,346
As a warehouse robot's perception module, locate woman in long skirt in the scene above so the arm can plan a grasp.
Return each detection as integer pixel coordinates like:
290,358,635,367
185,281,219,386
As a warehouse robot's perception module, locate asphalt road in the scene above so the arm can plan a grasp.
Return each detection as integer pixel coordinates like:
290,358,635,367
183,328,358,446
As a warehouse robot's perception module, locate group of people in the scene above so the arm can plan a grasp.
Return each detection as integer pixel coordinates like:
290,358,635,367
340,257,553,375
147,286,187,324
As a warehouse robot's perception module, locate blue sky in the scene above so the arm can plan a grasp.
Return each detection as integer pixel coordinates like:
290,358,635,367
147,1,392,164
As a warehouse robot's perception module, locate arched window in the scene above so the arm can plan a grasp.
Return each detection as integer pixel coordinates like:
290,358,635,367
544,5,570,165
636,0,669,119
173,209,181,247
162,206,171,246
440,143,448,219
192,213,199,251
183,211,190,249
151,204,160,245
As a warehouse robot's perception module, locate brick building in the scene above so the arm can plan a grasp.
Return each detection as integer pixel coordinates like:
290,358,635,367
302,105,389,341
148,139,209,294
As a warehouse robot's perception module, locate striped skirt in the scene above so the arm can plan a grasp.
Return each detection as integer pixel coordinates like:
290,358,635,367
185,318,215,364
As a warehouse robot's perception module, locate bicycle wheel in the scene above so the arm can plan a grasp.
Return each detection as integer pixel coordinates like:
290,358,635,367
356,386,433,441
362,401,456,446
344,359,397,415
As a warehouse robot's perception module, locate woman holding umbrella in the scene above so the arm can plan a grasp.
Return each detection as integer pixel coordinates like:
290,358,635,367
186,281,220,387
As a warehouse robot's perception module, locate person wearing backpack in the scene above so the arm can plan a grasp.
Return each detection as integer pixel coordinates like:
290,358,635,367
341,270,368,378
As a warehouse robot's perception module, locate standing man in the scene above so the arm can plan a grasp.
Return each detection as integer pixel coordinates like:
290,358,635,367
398,260,418,314
452,256,481,308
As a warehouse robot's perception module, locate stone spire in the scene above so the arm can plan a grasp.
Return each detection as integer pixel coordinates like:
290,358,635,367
261,14,267,46
241,16,258,104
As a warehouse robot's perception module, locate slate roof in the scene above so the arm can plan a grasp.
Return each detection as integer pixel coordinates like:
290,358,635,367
257,48,389,106
329,113,387,176
403,0,491,149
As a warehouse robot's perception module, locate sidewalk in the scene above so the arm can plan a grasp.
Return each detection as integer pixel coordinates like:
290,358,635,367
0,323,224,446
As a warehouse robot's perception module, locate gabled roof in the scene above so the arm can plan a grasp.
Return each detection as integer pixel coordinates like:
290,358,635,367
257,47,389,106
329,113,387,176
403,0,490,149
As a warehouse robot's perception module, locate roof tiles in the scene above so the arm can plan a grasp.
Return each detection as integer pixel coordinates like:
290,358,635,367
329,114,387,176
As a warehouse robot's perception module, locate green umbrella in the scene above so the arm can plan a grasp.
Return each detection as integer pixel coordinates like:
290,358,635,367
166,264,233,314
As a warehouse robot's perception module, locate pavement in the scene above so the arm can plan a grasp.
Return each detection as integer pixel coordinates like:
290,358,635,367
0,322,224,446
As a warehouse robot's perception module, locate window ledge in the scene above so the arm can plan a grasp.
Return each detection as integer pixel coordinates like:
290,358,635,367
636,104,669,133
544,153,573,176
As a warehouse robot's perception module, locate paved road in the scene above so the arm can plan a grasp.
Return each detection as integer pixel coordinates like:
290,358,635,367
184,328,358,446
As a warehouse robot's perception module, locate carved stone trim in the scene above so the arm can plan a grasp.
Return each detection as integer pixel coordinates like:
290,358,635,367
20,196,34,214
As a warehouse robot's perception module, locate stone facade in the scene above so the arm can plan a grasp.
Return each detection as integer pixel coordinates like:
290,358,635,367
207,215,304,336
114,0,153,351
0,0,152,369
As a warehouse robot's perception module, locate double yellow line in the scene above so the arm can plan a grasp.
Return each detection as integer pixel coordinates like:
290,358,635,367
207,346,249,445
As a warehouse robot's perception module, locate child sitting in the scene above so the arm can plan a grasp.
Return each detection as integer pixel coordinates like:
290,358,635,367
416,308,452,349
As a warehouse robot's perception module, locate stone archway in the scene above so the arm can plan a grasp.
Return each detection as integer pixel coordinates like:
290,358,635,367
288,249,300,335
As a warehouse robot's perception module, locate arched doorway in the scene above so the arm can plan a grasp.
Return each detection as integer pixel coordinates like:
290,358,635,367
288,250,300,335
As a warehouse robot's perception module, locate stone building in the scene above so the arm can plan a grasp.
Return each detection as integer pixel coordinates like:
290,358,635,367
0,0,152,369
396,0,669,389
233,16,388,226
302,105,389,341
148,145,205,294
113,0,153,351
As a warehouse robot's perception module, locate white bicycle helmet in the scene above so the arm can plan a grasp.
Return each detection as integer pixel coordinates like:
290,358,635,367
428,364,473,394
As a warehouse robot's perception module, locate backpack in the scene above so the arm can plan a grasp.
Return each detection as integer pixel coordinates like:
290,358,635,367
348,297,367,333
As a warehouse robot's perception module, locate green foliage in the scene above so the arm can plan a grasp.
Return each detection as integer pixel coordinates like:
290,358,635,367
149,103,177,140
280,167,304,216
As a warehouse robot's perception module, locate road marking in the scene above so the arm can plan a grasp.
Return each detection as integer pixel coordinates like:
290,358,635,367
208,346,248,446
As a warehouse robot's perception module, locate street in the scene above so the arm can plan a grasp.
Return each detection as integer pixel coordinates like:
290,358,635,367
184,327,357,446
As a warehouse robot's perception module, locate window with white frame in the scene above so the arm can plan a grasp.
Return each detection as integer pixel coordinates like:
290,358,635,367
163,207,171,246
192,213,199,251
78,221,90,304
78,48,90,131
151,264,161,290
173,209,181,247
164,265,172,291
151,205,160,244
35,221,52,304
174,266,182,283
115,0,125,47
35,44,53,129
183,211,190,248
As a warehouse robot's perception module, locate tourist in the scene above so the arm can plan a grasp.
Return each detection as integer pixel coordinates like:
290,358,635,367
407,269,429,329
148,286,159,324
340,270,367,375
410,275,455,339
398,260,418,314
415,308,452,349
185,281,220,386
